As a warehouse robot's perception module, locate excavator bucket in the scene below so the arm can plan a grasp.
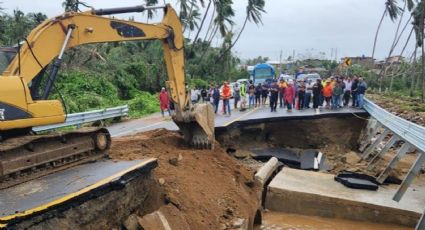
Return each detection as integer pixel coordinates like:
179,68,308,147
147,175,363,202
173,103,215,149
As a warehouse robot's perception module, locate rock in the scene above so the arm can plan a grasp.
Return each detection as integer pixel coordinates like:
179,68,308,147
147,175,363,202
232,218,248,230
123,214,141,230
169,157,179,166
234,150,250,159
158,178,165,185
165,193,181,209
138,204,190,230
178,154,183,161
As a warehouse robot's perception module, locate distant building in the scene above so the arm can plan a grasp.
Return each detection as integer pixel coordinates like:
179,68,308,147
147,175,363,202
341,56,375,69
386,55,404,64
375,55,405,69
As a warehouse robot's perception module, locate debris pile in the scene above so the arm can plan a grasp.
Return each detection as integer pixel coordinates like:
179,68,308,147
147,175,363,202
110,129,260,230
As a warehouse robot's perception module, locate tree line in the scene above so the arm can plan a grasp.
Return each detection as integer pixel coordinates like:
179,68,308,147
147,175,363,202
0,1,266,115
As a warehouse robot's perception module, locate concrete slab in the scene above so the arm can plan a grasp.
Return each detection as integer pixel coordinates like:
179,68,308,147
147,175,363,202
108,100,367,137
266,168,425,227
0,158,157,228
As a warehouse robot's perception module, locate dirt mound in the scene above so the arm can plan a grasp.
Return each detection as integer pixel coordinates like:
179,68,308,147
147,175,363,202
110,129,260,230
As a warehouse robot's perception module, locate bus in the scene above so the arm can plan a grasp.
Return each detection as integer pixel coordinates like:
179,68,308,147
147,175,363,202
253,63,275,85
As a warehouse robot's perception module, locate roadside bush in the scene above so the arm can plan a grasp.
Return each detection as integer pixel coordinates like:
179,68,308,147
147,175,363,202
127,92,160,117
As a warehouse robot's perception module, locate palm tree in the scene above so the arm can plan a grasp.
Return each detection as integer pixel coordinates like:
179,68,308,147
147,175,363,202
214,0,235,37
372,0,402,61
217,0,265,59
144,0,158,22
192,0,212,43
411,0,425,100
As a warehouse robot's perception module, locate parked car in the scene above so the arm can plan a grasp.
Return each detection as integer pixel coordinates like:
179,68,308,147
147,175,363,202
297,73,321,82
279,74,294,83
305,73,321,82
236,78,249,86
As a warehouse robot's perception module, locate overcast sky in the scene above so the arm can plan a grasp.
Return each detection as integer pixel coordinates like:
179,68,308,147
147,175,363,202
1,0,415,61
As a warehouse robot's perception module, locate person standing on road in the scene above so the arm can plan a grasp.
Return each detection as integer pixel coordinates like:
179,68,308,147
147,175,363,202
269,81,279,112
278,79,287,108
240,82,247,111
248,83,256,109
285,81,295,112
212,85,220,114
351,76,359,107
200,87,208,103
339,77,345,108
297,81,306,110
233,83,241,109
304,79,313,109
191,88,199,104
331,79,343,109
255,83,262,107
312,79,323,114
323,79,333,109
261,83,269,106
159,87,171,117
343,77,352,106
357,77,368,109
221,82,232,116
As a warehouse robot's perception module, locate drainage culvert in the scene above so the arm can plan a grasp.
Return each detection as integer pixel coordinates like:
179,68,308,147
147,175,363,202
217,114,425,229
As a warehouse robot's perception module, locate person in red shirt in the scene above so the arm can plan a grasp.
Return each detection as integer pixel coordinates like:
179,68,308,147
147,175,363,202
159,87,171,117
284,81,295,112
221,82,232,116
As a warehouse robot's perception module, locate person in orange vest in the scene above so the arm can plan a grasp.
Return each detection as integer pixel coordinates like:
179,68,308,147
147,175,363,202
221,81,232,116
322,79,333,109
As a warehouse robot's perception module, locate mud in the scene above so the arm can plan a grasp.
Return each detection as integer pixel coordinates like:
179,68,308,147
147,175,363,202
217,116,366,150
110,129,260,230
217,116,424,180
257,212,412,230
10,129,260,230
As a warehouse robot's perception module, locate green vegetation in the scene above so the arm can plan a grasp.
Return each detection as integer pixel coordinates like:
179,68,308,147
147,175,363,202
0,0,266,118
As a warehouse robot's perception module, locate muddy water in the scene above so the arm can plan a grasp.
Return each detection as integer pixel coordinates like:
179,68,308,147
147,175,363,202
256,212,413,230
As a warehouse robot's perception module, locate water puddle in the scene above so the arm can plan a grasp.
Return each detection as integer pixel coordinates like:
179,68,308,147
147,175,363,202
256,212,413,230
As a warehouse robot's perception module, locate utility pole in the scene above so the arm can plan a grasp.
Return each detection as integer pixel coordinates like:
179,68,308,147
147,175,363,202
330,48,333,61
335,48,338,62
279,49,283,75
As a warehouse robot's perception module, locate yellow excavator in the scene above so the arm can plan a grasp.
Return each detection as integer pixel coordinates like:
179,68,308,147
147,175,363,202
0,4,215,189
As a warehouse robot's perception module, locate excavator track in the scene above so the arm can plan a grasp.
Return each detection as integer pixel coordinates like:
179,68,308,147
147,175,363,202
0,127,111,190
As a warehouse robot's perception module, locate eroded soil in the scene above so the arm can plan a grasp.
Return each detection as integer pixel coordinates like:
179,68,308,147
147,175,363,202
110,129,260,230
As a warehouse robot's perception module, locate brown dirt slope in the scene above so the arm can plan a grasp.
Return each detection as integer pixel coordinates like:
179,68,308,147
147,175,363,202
368,93,425,126
110,129,260,230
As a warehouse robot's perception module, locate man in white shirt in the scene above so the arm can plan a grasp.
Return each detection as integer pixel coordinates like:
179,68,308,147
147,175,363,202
343,77,352,106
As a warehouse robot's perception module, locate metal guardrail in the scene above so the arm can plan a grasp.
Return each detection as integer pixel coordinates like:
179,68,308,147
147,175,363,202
363,98,425,153
33,105,129,132
363,98,425,230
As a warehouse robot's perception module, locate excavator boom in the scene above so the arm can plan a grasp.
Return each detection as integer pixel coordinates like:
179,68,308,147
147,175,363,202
0,4,214,189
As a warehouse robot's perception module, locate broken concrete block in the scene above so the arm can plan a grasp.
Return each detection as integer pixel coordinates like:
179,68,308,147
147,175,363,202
255,157,278,186
123,214,141,230
232,218,248,230
138,204,190,230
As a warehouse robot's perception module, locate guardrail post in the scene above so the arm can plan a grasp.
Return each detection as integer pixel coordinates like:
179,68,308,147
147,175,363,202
417,208,425,230
394,151,425,202
376,142,411,184
362,128,390,159
359,121,382,152
367,135,400,170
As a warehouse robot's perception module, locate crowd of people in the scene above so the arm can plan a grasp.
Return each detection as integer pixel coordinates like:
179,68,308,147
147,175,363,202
158,75,368,117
